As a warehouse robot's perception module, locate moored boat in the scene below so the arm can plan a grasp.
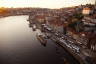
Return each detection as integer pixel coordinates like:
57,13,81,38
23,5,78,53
36,33,47,46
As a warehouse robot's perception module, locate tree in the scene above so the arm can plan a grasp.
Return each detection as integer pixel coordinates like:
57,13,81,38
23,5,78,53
73,13,84,20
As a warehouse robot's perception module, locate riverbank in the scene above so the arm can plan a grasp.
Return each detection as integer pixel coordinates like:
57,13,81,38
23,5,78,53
0,15,8,18
0,15,28,18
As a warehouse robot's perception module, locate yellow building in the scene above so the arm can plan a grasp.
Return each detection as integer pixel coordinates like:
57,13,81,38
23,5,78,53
82,7,91,15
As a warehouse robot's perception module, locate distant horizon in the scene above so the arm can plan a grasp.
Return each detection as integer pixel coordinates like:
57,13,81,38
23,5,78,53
0,0,95,9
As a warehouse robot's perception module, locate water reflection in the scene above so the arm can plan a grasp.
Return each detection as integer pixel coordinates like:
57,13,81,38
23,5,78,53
0,15,79,64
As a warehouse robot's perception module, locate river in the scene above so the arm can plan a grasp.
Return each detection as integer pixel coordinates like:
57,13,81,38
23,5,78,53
0,15,79,64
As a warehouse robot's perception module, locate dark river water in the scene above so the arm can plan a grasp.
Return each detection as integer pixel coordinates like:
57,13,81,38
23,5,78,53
0,15,79,64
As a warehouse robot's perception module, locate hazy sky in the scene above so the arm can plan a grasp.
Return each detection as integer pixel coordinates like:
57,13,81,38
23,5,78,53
0,0,95,9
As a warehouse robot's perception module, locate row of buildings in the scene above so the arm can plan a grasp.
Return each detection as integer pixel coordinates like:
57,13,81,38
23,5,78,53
28,4,96,64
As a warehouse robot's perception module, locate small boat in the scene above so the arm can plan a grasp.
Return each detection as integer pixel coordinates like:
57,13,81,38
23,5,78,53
32,24,37,31
29,24,32,27
27,19,29,21
36,33,47,46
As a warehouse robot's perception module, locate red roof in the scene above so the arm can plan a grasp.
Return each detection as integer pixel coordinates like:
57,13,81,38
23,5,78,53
35,15,45,19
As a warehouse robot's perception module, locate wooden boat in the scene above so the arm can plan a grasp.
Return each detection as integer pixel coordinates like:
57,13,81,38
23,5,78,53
36,33,47,46
32,24,36,31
